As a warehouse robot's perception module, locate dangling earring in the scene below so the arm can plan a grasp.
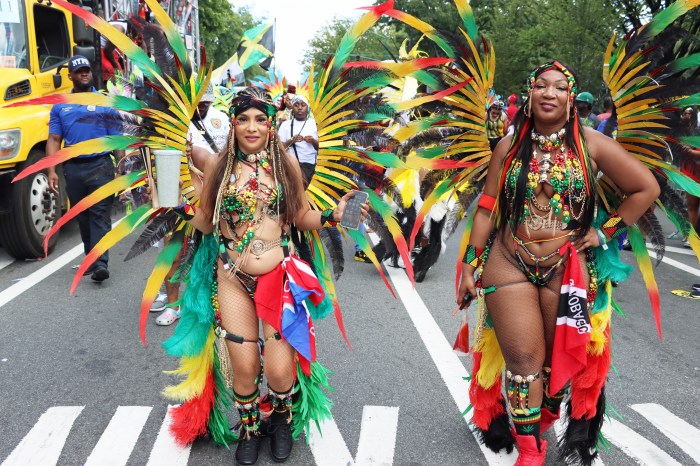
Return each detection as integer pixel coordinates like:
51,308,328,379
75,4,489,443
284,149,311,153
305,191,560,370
525,93,532,118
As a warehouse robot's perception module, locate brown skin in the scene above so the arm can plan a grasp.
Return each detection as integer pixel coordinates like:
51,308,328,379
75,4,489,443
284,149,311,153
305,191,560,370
47,67,125,194
282,101,319,150
458,69,660,304
184,108,367,259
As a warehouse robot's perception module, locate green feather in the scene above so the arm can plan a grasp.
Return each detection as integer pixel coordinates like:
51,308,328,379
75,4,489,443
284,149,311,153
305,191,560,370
292,362,334,441
208,354,236,447
661,166,700,196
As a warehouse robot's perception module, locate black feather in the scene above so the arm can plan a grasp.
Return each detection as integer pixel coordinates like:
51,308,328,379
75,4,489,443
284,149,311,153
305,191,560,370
637,210,665,265
558,387,607,466
318,228,344,280
124,211,179,261
413,218,444,282
472,399,515,454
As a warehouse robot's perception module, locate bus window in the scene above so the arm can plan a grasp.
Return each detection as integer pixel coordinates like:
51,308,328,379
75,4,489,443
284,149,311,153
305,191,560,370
34,4,69,71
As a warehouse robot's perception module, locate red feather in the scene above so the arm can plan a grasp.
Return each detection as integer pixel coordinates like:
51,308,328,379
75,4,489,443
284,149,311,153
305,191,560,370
469,352,506,430
333,301,352,350
570,326,611,420
453,319,469,354
169,372,216,445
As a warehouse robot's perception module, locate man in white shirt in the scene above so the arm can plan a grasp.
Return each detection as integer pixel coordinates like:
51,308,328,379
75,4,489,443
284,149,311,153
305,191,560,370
189,85,231,155
278,95,318,187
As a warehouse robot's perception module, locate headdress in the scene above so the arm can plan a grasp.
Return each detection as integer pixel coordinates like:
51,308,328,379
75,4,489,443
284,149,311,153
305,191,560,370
229,88,278,119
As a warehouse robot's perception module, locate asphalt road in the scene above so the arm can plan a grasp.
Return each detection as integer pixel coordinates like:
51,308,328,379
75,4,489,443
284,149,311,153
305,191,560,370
0,211,699,466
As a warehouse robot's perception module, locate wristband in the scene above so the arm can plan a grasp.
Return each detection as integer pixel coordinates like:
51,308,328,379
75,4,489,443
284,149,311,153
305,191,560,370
462,244,484,268
595,228,608,250
477,193,497,213
600,212,627,241
320,208,337,227
173,200,196,221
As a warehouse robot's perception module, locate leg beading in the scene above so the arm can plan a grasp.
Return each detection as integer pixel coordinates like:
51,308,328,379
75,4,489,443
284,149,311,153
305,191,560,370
507,370,542,438
234,389,262,438
542,367,568,413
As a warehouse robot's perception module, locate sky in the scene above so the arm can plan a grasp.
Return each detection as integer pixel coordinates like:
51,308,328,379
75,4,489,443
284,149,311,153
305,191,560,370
235,0,372,81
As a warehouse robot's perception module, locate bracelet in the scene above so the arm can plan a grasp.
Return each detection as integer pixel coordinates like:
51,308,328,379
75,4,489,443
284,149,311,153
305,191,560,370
173,200,196,220
600,211,627,241
320,208,337,227
462,244,484,268
595,228,608,250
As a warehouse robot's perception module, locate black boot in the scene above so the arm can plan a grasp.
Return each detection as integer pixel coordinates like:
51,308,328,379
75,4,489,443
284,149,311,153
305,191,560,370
268,385,294,462
234,390,263,466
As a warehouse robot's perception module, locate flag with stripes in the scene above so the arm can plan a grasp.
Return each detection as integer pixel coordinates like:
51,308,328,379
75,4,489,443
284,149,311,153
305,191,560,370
237,23,275,70
550,242,591,394
255,255,324,376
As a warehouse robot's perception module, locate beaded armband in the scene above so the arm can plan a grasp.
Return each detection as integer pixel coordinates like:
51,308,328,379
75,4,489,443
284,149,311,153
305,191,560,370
320,208,337,227
600,212,627,240
462,244,484,268
173,200,196,221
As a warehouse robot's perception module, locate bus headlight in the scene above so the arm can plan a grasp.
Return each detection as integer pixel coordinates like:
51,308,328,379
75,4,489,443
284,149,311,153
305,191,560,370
0,129,21,159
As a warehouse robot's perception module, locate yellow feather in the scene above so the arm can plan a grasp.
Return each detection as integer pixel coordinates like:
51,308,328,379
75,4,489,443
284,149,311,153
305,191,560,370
162,330,216,401
474,327,505,389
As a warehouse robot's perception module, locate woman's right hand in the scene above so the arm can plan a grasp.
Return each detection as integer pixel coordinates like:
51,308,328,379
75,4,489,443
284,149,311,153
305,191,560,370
457,263,477,306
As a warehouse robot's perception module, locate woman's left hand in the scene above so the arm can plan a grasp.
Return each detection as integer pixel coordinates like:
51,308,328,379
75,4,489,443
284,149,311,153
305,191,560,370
334,191,370,223
573,227,602,252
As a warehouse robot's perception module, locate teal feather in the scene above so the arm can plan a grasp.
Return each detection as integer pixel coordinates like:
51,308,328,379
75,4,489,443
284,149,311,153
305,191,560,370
163,234,217,358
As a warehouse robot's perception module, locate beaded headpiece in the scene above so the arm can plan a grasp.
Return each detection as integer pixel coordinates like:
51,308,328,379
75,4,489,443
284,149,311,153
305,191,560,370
525,61,578,119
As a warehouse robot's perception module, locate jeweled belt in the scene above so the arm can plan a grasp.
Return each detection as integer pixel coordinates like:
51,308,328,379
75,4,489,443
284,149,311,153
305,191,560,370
225,238,282,256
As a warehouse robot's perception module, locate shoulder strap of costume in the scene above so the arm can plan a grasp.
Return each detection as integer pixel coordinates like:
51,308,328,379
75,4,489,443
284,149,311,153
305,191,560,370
192,118,218,153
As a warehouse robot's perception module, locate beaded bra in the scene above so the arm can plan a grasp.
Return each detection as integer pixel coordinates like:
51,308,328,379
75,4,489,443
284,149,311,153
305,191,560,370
219,150,284,253
504,128,587,231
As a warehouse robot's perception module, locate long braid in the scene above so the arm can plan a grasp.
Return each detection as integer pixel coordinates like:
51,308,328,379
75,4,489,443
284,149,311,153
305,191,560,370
213,130,235,227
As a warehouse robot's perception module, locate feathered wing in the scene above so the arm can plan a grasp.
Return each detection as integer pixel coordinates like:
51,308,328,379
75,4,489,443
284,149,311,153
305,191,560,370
5,0,211,345
601,0,700,336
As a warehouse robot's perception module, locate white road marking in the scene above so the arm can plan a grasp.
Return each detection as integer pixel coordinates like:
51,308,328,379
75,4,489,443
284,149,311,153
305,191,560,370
0,218,124,309
373,245,516,463
355,406,400,465
648,251,700,277
602,417,682,466
85,406,152,466
146,405,192,466
0,243,83,309
1,406,84,466
648,244,696,257
308,416,354,465
631,403,700,463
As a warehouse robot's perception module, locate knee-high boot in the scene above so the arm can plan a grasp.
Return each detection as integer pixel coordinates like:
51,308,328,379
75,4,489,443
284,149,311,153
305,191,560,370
267,384,294,462
234,389,264,466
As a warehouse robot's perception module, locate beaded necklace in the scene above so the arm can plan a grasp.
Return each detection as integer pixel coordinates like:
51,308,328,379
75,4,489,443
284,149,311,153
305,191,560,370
505,129,586,227
220,150,275,253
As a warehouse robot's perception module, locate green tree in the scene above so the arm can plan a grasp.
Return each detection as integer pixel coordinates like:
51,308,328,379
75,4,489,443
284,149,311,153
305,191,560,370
198,0,265,78
302,17,408,73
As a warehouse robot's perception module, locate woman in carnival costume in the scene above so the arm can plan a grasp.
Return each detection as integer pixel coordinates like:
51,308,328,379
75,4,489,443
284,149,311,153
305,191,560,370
457,61,659,464
165,86,367,465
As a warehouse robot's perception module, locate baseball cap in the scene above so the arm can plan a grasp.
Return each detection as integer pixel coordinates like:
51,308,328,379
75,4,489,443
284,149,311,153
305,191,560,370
508,93,518,104
68,55,92,72
200,84,215,103
575,91,594,104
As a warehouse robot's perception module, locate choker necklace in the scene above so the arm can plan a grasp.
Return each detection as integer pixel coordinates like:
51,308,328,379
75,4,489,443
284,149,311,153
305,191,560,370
531,128,566,153
237,149,266,164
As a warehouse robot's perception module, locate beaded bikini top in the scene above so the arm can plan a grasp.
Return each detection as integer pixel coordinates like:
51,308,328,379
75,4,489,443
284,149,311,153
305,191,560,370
504,128,587,230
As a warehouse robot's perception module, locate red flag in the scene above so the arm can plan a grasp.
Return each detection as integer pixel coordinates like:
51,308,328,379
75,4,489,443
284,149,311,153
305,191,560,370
550,243,591,394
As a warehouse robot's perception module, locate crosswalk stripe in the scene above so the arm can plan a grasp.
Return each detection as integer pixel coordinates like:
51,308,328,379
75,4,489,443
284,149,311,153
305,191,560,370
603,418,682,466
631,403,700,463
1,406,84,466
85,406,152,466
382,258,516,465
355,406,400,465
146,405,192,466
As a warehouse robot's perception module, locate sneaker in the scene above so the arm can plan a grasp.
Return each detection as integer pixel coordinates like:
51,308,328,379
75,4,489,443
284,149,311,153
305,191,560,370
91,266,110,282
691,290,700,299
155,307,180,326
692,284,700,292
354,250,372,263
684,240,691,248
151,292,168,312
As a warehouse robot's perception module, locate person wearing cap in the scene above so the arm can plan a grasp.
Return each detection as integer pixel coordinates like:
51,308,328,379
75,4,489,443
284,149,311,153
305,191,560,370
278,94,318,187
574,91,602,129
189,85,231,156
505,93,519,122
46,55,125,282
